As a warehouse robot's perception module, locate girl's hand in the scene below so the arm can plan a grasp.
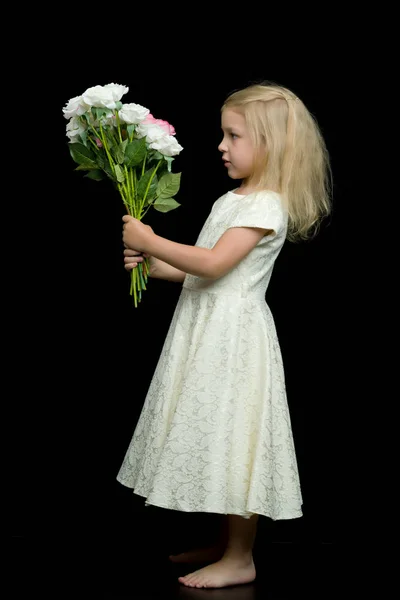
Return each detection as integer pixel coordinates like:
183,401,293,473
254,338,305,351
123,247,146,271
122,216,154,251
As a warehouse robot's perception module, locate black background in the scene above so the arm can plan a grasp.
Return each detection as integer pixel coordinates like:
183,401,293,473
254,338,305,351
13,39,354,585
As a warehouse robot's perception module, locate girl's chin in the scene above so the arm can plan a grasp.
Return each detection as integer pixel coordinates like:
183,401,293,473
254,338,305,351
226,167,243,180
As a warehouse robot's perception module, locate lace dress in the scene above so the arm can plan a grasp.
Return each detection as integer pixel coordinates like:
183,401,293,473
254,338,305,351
117,189,303,520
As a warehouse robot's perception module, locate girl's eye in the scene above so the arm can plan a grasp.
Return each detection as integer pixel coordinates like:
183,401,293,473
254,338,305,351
231,133,238,139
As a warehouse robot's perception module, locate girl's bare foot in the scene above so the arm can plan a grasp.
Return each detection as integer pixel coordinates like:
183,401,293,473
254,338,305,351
178,556,256,588
169,543,226,564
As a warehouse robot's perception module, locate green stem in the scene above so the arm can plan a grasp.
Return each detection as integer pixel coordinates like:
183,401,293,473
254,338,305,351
115,110,123,143
142,151,147,176
99,123,116,176
133,169,137,201
140,159,162,216
123,166,134,216
138,264,146,290
140,202,153,221
131,169,137,217
118,183,130,213
132,269,138,308
88,137,99,151
140,191,162,220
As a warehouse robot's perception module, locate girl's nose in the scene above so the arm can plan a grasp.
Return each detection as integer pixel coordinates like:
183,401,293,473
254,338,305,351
218,139,227,152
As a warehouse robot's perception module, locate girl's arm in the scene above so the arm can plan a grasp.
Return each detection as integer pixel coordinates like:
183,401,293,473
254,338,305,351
146,226,272,280
149,257,186,282
124,249,186,282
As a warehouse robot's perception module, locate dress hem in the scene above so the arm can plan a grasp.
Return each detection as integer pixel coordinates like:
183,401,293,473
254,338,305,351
116,478,303,522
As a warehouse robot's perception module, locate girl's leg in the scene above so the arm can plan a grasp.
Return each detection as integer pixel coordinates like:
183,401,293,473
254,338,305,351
221,513,259,562
169,515,229,564
178,514,258,589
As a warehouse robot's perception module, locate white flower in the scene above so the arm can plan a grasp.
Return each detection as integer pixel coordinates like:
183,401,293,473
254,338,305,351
119,103,150,125
62,95,89,119
136,122,167,143
66,116,86,142
149,135,183,156
81,83,129,109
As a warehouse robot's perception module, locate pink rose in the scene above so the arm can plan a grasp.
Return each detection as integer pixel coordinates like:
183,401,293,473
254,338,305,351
143,113,175,135
155,119,176,135
143,114,158,124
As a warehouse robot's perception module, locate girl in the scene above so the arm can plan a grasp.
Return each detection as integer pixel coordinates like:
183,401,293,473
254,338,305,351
117,82,332,589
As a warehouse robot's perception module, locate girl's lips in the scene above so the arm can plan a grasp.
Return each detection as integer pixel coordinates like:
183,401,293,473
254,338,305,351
224,161,231,167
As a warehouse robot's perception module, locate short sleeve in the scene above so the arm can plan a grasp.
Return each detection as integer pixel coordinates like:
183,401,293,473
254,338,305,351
229,191,285,237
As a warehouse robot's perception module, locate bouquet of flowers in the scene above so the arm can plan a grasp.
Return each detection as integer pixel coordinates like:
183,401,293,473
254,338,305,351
63,83,183,307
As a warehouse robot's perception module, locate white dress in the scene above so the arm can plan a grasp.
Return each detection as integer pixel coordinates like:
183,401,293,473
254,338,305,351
117,189,303,520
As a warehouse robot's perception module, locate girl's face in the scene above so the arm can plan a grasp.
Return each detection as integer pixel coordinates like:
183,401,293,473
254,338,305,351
218,109,256,183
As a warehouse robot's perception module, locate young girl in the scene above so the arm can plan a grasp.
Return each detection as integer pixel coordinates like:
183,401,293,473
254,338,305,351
117,82,331,589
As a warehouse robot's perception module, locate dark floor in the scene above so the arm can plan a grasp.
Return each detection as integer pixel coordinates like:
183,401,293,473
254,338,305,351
114,541,336,599
11,484,337,596
12,537,336,598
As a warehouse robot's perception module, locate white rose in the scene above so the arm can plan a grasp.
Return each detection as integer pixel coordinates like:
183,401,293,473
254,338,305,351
149,135,183,156
62,95,89,119
66,116,86,142
119,103,150,125
136,123,167,143
81,83,129,109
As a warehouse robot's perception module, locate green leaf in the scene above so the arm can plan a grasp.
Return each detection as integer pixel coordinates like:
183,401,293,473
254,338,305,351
85,169,105,181
103,162,115,179
157,172,181,198
112,140,125,164
153,197,181,213
114,164,125,183
96,152,105,169
79,130,88,147
96,155,114,179
127,124,135,138
113,138,128,164
115,101,123,111
104,130,116,153
137,169,158,203
124,138,147,167
69,142,96,165
75,162,98,171
151,150,164,161
155,163,168,182
93,107,110,121
80,112,92,125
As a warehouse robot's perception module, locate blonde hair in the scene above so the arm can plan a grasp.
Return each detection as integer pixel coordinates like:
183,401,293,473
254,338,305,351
222,81,332,242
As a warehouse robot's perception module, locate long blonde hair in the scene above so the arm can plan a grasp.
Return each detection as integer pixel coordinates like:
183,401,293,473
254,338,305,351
222,82,332,242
